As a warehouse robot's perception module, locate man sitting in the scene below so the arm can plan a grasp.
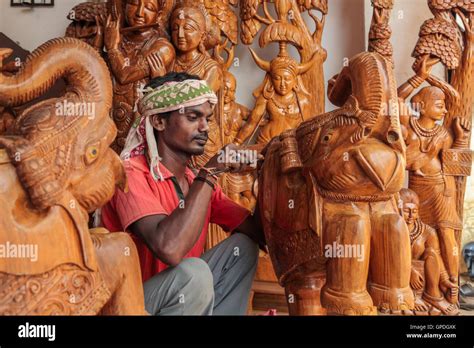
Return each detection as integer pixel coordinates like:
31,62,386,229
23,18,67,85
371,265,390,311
102,72,263,315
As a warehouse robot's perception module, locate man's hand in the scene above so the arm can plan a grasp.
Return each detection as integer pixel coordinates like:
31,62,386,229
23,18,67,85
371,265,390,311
204,144,261,174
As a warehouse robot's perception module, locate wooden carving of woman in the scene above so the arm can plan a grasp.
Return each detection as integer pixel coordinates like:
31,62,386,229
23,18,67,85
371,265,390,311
105,0,176,152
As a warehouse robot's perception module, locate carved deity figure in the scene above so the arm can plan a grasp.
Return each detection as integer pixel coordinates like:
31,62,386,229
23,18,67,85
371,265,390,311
223,71,249,145
220,71,255,209
105,0,175,152
240,0,327,117
259,52,413,315
398,56,472,288
400,188,459,316
234,44,317,146
0,38,145,315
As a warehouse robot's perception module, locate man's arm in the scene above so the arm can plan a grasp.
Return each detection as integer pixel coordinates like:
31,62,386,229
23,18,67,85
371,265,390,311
233,204,266,251
130,179,213,267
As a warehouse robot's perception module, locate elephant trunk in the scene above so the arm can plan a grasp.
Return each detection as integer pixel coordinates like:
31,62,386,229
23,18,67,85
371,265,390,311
0,37,112,113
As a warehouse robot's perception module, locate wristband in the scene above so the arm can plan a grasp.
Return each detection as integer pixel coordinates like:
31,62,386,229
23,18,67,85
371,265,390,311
195,176,216,190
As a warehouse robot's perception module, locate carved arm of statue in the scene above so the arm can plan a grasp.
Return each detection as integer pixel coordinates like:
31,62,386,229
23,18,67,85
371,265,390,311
104,14,175,85
233,95,267,145
202,64,223,93
398,55,438,100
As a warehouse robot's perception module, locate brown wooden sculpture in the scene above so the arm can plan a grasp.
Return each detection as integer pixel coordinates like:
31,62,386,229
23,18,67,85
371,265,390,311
368,0,394,65
233,44,318,146
104,0,175,153
395,0,473,312
400,188,459,316
240,0,327,117
418,0,474,239
65,2,108,52
236,0,327,145
220,71,256,209
399,68,471,286
0,38,146,315
259,50,413,315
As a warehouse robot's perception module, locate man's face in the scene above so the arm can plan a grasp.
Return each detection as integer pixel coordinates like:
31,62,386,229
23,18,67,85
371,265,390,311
402,202,419,228
420,98,447,122
154,102,213,156
125,0,159,28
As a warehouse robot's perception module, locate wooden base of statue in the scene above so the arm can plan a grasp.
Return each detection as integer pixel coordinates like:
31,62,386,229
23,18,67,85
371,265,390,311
285,271,327,315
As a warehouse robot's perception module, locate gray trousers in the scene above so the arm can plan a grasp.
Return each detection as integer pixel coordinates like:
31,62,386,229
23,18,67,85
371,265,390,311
143,233,259,315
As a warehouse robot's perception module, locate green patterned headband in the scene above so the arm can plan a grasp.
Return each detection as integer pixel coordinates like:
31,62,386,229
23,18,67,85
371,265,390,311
138,79,218,118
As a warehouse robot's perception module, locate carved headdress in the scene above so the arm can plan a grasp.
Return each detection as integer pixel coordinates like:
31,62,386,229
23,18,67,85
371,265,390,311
249,42,317,101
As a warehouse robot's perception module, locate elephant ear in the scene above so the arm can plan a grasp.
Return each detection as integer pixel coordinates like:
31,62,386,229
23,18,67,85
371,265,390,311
0,135,62,210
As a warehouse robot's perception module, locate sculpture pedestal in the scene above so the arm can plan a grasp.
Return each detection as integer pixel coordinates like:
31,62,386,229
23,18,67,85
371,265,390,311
285,271,327,316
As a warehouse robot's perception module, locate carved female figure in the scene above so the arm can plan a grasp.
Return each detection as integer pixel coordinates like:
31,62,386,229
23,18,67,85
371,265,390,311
398,56,472,286
400,188,458,316
169,1,222,92
105,0,175,152
234,46,316,146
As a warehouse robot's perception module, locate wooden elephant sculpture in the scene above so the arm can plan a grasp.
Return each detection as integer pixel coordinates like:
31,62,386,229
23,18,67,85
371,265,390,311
259,52,414,315
0,38,146,315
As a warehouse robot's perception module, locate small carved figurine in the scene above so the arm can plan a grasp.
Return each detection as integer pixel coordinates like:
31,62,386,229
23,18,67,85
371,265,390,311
400,188,459,316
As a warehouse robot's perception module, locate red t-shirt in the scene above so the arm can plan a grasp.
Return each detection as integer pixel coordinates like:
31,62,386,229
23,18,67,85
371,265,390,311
101,155,250,282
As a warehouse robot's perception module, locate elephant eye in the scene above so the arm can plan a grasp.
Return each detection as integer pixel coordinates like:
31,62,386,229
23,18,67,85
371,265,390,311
85,144,100,165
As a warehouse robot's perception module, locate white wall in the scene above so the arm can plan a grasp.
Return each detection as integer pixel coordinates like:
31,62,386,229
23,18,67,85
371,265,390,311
364,0,445,88
0,0,86,49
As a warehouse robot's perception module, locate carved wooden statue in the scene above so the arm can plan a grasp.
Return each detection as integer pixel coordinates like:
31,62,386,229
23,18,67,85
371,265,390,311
400,188,459,316
65,1,108,52
234,43,318,145
399,70,471,287
0,38,146,315
259,51,413,315
420,0,474,241
396,0,473,311
220,71,256,209
104,0,175,153
240,0,327,117
368,0,394,65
